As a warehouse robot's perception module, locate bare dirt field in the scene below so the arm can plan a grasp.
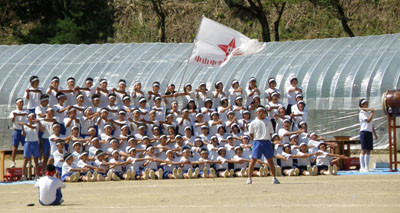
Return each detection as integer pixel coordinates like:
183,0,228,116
1,174,400,213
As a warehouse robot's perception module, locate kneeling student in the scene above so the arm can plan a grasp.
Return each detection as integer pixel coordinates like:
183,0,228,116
35,164,65,206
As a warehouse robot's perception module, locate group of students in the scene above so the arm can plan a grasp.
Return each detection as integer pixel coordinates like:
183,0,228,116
10,75,357,183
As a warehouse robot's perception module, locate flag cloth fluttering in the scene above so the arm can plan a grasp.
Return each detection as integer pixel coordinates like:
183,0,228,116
189,16,266,67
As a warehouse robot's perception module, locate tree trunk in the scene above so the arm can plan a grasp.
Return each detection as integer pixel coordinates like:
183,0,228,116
273,2,286,41
258,14,271,42
332,0,354,37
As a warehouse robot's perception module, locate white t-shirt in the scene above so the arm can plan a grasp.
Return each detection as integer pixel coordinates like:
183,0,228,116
228,88,242,106
249,118,273,141
232,155,248,170
34,176,66,205
25,86,44,109
54,104,66,124
41,120,54,139
216,156,229,170
197,91,211,109
286,86,301,105
264,88,280,102
126,157,144,172
359,110,373,132
280,152,294,168
278,128,290,144
9,109,27,130
53,150,65,167
24,123,39,142
316,151,332,166
62,162,77,176
296,152,311,166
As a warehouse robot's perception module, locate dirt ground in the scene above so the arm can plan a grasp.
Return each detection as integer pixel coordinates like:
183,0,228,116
1,174,400,212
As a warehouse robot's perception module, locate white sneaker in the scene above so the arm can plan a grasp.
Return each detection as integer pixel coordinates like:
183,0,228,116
307,165,313,175
328,166,333,175
97,174,105,181
223,170,229,178
112,173,120,181
312,165,318,176
91,171,97,182
173,168,178,179
246,178,252,184
272,177,280,184
332,165,338,175
188,168,193,179
203,167,208,178
229,169,234,178
158,168,164,180
240,168,246,177
150,170,156,180
143,169,149,180
74,173,80,182
10,161,16,168
259,167,265,177
275,166,282,176
131,170,136,180
126,170,132,180
86,171,92,182
264,166,270,177
294,168,300,176
177,167,183,179
193,168,200,179
210,168,216,178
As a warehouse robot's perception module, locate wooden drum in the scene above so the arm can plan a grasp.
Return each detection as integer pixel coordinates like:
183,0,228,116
382,90,400,116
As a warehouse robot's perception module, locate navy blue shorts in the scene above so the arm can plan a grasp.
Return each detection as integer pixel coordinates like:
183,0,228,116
12,130,25,147
24,141,40,158
163,171,172,179
251,140,274,160
61,173,74,182
41,138,50,156
317,165,329,173
360,131,373,150
28,108,36,115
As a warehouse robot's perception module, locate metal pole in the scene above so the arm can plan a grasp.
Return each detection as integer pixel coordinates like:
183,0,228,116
394,118,398,171
388,116,393,172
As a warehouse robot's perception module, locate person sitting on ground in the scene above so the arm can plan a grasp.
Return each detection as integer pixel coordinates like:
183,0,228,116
35,164,65,206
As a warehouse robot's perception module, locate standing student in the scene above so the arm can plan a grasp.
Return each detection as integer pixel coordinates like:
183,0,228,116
229,79,243,106
113,79,129,108
196,82,211,109
19,113,44,181
131,81,145,108
359,99,378,172
35,164,65,206
25,76,44,114
286,77,302,115
245,77,260,107
213,81,226,109
264,78,280,103
47,76,61,106
247,106,279,184
9,98,27,168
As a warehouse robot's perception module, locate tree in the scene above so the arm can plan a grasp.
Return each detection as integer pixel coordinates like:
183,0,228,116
8,0,114,44
272,1,286,41
150,0,167,42
224,0,272,42
311,0,354,37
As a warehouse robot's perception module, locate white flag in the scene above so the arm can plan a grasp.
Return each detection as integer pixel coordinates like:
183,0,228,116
189,16,266,67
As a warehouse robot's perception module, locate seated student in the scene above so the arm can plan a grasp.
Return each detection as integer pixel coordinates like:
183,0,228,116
35,164,65,206
61,153,90,182
52,140,66,177
232,146,251,178
232,96,246,121
198,148,217,178
279,144,300,176
126,147,149,180
193,113,207,136
217,97,231,123
239,135,252,159
182,126,196,146
93,150,120,181
278,119,303,144
294,143,320,176
229,79,243,106
290,100,307,131
155,135,169,161
177,147,200,179
142,146,165,180
225,111,237,134
108,150,131,181
71,142,82,165
213,81,227,109
215,147,234,178
77,152,104,182
81,108,97,138
208,112,223,136
215,125,228,146
207,136,220,161
191,137,205,161
316,143,347,175
159,150,180,179
238,110,252,133
225,135,236,159
201,98,214,121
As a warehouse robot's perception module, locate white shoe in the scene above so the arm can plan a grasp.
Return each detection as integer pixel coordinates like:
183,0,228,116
177,168,183,179
188,168,193,179
158,168,164,180
223,170,229,178
91,171,97,182
10,161,16,168
97,174,105,181
272,177,280,184
264,166,270,177
112,173,120,181
289,169,295,176
150,170,156,180
74,173,80,182
203,167,208,178
210,168,216,178
86,171,92,182
275,166,282,176
294,168,300,176
246,178,252,184
368,168,375,172
131,170,136,180
332,165,338,175
193,168,200,179
126,170,132,180
229,169,234,178
144,169,150,180
307,165,313,175
328,166,333,175
240,168,246,177
312,165,318,176
259,167,265,177
173,168,178,179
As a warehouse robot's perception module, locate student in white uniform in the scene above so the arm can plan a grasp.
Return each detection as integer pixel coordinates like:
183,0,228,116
64,77,78,107
35,164,65,206
264,77,280,103
267,92,283,131
96,79,112,108
77,77,96,107
213,81,226,109
290,100,307,131
47,76,61,106
9,98,27,168
19,113,44,181
278,119,303,144
358,99,378,172
232,96,246,121
196,82,211,108
228,79,243,106
25,76,44,114
245,77,260,107
113,79,129,108
232,146,251,177
163,83,177,110
286,77,302,115
315,143,347,175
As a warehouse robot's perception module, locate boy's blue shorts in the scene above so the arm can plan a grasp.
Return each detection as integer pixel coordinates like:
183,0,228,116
12,129,25,147
24,141,40,158
41,138,50,156
251,140,274,160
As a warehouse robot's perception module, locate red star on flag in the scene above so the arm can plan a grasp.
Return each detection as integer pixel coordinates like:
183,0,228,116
218,38,236,56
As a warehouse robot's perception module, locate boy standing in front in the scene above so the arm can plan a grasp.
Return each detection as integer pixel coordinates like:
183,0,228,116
247,106,279,184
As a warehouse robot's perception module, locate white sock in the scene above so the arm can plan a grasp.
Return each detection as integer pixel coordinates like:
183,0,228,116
359,154,365,170
365,154,370,170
